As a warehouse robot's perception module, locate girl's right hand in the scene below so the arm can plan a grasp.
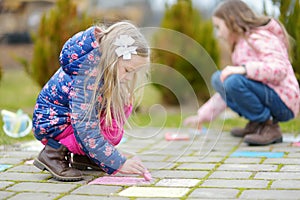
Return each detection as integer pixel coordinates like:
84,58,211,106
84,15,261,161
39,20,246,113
119,158,146,175
183,115,202,130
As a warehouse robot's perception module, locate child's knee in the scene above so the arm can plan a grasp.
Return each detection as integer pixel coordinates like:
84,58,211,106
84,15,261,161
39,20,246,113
211,71,222,90
223,74,246,92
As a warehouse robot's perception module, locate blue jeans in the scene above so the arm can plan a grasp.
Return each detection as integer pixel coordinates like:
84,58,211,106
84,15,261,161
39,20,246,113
211,71,294,122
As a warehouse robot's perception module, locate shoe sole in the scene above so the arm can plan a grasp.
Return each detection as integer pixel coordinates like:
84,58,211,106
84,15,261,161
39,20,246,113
71,162,103,171
33,159,83,181
231,132,246,137
244,137,283,146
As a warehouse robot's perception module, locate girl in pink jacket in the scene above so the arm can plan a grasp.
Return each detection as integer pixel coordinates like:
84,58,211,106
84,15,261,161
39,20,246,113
184,0,300,146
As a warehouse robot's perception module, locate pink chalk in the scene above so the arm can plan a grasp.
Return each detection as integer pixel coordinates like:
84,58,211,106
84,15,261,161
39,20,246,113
292,142,300,147
165,132,190,141
143,171,152,181
25,160,34,165
88,176,151,185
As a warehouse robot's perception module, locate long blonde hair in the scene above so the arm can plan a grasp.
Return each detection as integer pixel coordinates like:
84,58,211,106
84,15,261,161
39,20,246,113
86,21,149,130
213,0,291,54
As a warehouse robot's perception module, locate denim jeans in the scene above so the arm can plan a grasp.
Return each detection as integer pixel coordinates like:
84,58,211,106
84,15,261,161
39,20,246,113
211,71,294,122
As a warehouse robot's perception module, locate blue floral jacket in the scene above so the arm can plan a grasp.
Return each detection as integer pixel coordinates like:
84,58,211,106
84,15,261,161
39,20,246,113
32,26,126,174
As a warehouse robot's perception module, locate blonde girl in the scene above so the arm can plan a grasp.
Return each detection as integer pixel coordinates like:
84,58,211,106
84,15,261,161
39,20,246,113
32,21,150,181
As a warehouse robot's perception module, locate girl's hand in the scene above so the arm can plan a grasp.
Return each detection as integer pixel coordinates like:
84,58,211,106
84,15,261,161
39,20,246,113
220,65,246,82
183,115,202,130
119,158,146,175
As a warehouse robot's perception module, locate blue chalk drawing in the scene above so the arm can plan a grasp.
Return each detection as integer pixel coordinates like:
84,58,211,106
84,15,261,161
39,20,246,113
231,151,284,158
0,164,13,172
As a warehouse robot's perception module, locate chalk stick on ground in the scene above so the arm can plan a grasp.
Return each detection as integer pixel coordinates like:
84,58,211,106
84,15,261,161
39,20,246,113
165,132,190,141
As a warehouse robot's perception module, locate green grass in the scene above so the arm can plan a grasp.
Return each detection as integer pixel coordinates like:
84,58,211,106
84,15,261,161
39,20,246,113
0,69,39,145
0,69,299,146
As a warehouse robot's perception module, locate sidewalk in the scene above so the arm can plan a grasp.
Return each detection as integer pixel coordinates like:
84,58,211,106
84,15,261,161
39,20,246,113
0,127,300,199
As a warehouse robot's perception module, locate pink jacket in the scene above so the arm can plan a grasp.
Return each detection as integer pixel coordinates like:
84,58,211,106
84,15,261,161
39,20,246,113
197,19,300,121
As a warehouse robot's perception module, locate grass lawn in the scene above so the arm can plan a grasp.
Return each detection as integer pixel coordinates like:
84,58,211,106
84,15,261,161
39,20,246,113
0,69,299,146
0,69,40,145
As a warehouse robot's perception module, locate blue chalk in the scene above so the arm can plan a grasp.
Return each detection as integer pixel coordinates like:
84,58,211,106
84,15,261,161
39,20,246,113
120,137,127,144
0,164,13,172
231,151,284,158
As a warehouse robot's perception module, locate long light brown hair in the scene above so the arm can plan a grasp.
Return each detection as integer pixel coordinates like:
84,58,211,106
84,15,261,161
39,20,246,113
85,21,149,132
213,0,291,54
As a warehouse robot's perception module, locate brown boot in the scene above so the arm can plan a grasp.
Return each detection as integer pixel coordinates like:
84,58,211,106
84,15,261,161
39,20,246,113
231,121,261,137
33,145,83,181
244,120,283,146
71,154,103,171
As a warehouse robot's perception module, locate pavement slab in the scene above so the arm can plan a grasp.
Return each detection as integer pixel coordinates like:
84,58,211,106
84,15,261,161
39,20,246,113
118,187,190,198
0,127,299,199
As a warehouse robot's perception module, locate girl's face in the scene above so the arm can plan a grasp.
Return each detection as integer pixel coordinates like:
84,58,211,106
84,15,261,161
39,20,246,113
118,55,149,82
212,16,231,41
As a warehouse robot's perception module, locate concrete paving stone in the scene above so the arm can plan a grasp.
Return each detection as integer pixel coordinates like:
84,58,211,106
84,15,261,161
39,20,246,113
119,187,190,198
152,170,209,178
0,172,50,181
224,157,262,164
189,188,239,199
142,148,194,156
263,158,300,164
155,178,200,187
7,165,40,173
210,144,236,151
47,175,95,184
176,163,216,170
237,145,272,151
240,190,300,199
0,191,15,199
217,164,278,171
136,198,180,200
209,171,252,179
60,195,129,200
6,182,77,193
200,151,231,157
140,155,168,162
202,179,269,188
7,192,60,200
71,185,122,195
142,161,176,170
280,165,300,172
271,146,300,152
271,180,300,189
150,141,191,149
0,157,24,165
287,152,300,158
0,151,37,158
255,172,300,180
0,181,14,189
174,155,224,163
18,140,44,152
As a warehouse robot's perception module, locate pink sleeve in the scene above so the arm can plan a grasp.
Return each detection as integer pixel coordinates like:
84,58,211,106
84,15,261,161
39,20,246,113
244,33,289,85
100,105,133,146
197,93,227,122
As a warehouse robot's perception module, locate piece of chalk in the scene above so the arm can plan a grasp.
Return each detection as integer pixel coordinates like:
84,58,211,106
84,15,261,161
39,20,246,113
143,171,152,181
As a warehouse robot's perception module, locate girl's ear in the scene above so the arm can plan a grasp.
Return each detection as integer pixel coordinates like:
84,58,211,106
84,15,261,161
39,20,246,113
94,27,103,43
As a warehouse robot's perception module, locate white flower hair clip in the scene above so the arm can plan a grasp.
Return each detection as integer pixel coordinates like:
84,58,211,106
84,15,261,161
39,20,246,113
114,35,138,60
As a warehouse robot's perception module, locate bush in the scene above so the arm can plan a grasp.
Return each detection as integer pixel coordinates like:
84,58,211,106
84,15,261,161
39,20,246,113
270,0,300,81
152,0,220,105
0,64,2,82
20,0,93,87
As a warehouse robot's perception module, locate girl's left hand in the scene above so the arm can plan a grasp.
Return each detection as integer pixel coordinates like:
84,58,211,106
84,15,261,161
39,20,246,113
220,65,246,82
